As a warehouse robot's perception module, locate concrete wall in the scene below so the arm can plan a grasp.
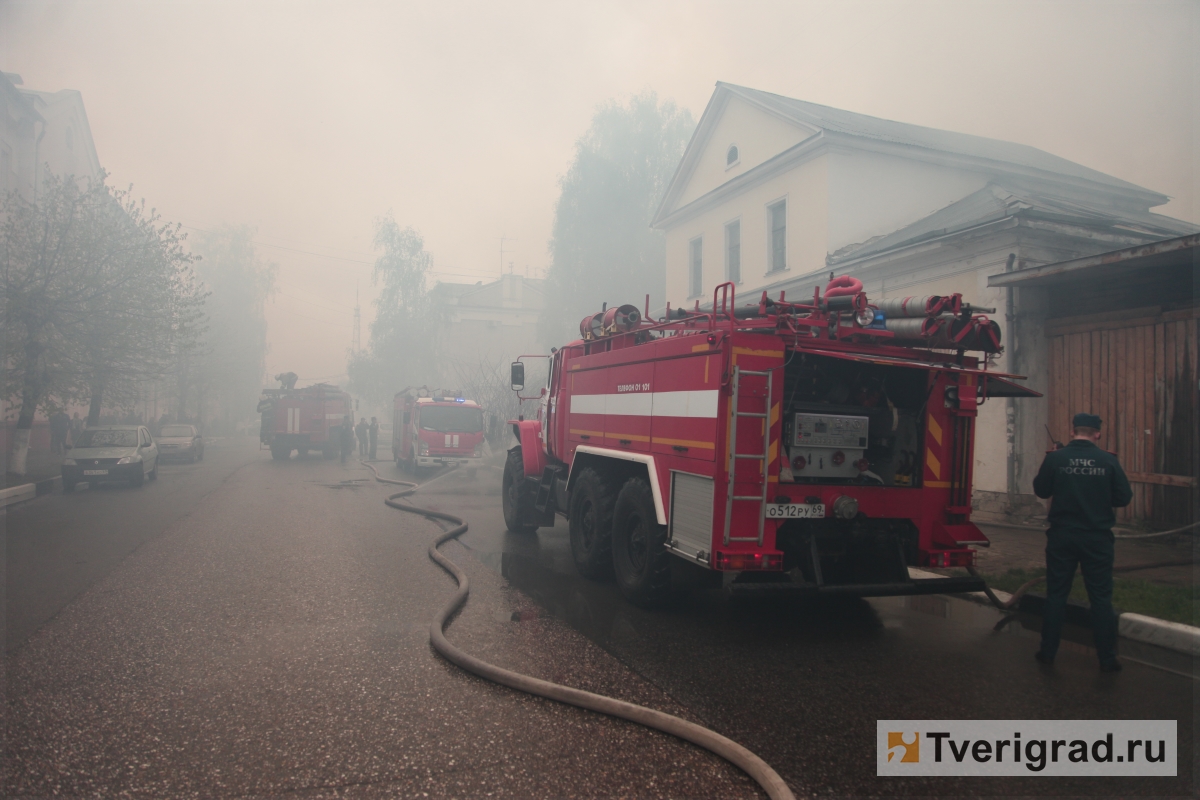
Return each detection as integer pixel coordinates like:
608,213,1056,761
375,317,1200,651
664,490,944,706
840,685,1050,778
665,154,829,307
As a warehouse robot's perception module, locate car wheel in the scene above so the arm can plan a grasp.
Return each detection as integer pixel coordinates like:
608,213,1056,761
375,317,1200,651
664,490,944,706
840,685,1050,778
149,463,158,480
568,467,617,580
612,476,672,607
63,479,76,493
501,447,537,533
131,466,145,487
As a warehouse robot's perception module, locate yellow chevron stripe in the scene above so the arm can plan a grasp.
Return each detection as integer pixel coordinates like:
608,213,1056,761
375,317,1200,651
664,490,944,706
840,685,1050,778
927,414,942,446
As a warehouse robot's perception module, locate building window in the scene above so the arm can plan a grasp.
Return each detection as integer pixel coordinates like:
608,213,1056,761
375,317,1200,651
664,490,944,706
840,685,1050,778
689,237,703,297
768,199,787,273
726,144,739,166
725,220,741,283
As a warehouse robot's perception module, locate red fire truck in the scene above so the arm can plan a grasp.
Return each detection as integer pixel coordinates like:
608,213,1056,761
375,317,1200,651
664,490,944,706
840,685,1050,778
393,389,486,473
257,382,353,460
504,280,1040,606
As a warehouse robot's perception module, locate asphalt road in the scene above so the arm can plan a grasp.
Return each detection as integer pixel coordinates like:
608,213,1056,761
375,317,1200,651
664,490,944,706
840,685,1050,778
5,439,1196,797
4,435,264,654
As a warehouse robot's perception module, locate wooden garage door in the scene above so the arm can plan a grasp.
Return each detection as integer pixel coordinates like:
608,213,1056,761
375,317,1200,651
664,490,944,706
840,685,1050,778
1046,306,1197,526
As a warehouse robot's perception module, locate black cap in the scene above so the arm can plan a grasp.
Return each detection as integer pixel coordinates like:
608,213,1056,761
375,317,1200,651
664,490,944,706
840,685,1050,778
1073,413,1102,429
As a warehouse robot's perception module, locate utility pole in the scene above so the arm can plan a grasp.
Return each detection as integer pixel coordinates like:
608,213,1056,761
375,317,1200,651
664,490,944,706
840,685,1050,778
352,283,361,354
499,235,517,279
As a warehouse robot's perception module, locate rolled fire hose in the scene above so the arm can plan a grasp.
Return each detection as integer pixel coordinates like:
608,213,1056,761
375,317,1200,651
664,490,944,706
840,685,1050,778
360,459,796,800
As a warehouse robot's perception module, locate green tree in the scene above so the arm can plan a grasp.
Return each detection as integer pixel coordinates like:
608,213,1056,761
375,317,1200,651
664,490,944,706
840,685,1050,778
2,173,203,474
72,186,206,425
541,92,694,345
347,215,437,407
184,225,276,432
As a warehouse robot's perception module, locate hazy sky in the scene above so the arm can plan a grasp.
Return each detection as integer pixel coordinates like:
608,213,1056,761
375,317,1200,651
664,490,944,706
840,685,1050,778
2,0,1195,384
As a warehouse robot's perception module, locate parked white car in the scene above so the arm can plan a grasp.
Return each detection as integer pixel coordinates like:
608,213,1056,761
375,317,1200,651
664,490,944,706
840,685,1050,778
61,425,159,492
157,424,204,462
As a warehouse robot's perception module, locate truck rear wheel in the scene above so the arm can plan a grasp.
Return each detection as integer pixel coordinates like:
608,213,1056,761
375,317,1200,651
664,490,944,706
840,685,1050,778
271,444,290,460
569,467,616,580
612,476,671,607
502,447,537,533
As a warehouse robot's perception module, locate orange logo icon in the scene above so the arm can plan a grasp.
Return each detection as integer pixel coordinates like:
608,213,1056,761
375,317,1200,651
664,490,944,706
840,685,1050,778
887,732,919,763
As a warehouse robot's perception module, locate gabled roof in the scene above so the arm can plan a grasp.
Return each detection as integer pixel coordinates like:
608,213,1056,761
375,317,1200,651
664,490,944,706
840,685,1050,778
829,180,1198,265
653,82,1168,227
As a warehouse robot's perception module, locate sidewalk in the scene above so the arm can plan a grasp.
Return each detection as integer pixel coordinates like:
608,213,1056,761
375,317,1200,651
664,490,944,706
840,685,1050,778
974,522,1194,587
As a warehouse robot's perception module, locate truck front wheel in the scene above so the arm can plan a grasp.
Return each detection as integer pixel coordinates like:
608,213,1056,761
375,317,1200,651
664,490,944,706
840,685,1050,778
568,467,616,580
612,476,671,607
502,447,537,533
271,444,290,461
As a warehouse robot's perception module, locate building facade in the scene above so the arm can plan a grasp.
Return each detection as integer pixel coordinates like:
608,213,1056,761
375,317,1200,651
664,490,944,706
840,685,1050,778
652,82,1197,512
427,274,546,407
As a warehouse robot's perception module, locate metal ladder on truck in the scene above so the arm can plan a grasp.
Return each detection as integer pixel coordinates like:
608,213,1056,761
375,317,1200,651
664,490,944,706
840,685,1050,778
723,365,772,546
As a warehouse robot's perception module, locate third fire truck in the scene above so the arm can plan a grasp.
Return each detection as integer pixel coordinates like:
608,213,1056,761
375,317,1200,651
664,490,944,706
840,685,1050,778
504,279,1040,607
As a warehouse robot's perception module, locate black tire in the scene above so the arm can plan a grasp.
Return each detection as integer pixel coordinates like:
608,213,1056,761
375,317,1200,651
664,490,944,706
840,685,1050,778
502,447,537,533
198,448,204,461
568,467,617,580
62,480,76,493
189,451,197,463
271,445,290,461
149,463,158,480
130,466,145,488
612,476,672,607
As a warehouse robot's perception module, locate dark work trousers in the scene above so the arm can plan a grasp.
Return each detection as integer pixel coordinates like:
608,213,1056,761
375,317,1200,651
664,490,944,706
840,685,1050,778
1039,527,1118,665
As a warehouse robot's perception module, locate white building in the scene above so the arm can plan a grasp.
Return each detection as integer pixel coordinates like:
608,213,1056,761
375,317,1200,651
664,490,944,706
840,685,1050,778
1,72,102,196
652,82,1196,514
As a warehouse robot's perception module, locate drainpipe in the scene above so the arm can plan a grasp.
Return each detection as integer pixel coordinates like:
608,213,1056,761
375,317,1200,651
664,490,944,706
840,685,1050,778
1004,252,1017,501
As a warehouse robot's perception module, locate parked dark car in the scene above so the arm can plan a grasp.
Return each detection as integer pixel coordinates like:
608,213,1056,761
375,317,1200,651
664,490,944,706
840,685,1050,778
157,424,204,462
61,425,159,491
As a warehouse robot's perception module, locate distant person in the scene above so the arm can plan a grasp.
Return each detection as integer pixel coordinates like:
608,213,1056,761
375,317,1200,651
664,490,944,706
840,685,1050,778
368,417,379,460
49,410,70,455
355,417,368,457
1032,413,1133,673
70,412,83,442
340,416,354,464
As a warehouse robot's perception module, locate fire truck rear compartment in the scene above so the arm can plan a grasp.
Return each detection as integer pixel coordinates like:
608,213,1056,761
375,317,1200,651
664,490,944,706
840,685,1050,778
781,353,928,487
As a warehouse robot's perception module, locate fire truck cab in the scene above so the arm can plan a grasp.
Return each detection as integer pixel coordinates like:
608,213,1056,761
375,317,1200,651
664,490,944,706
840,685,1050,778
505,280,1041,607
393,389,486,473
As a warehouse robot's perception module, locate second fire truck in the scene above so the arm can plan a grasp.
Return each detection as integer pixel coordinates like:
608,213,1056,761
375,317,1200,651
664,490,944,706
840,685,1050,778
393,389,487,473
505,279,1040,607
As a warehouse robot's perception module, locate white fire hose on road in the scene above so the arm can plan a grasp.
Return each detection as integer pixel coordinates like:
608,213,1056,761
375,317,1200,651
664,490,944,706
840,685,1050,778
360,459,795,800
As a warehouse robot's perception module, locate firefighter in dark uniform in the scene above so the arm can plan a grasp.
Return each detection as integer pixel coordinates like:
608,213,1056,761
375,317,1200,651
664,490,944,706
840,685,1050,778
1032,413,1133,672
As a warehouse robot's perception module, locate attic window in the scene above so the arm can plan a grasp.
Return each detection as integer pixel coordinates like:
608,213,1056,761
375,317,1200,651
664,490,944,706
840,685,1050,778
726,144,739,167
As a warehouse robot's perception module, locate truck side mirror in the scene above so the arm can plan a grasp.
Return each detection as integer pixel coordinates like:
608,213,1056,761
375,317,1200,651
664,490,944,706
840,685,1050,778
510,362,525,390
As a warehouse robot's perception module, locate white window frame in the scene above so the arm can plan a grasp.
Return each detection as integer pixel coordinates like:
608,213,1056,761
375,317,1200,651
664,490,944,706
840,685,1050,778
724,217,742,284
765,196,788,275
688,236,703,299
725,143,740,170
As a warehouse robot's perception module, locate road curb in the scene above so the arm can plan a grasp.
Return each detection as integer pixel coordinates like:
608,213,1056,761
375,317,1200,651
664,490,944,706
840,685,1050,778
1,482,37,508
910,568,1199,658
